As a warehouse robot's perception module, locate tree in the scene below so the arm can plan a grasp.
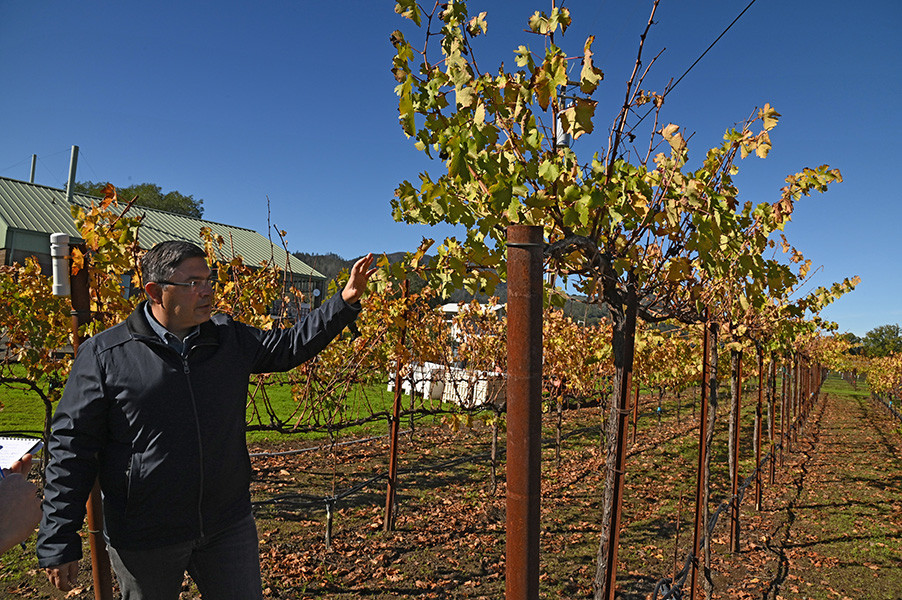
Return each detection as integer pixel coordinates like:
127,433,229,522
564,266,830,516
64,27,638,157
861,324,902,358
390,1,852,597
836,331,863,355
73,181,204,218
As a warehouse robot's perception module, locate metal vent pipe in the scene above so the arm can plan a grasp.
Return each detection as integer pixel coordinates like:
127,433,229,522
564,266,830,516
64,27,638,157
65,145,79,203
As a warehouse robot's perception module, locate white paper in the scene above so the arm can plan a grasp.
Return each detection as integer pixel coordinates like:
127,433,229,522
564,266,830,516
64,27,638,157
0,437,43,470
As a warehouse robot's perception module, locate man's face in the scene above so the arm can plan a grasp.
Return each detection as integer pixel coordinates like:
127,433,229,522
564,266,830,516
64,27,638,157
156,256,214,333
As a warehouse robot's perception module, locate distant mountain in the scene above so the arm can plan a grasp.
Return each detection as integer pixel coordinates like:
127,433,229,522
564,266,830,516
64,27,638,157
293,251,416,282
292,252,354,282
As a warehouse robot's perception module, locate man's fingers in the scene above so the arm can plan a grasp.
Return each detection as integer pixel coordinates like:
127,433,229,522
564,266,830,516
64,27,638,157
46,563,78,592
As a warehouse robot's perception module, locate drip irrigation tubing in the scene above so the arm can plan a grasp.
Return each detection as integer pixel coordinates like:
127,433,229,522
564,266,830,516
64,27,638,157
247,392,751,565
252,448,499,510
248,429,413,459
250,419,605,512
246,405,473,435
652,446,776,600
651,390,823,600
247,397,613,460
871,394,902,425
248,396,711,516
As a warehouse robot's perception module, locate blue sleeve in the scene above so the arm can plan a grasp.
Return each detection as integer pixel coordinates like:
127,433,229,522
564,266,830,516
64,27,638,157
36,341,109,568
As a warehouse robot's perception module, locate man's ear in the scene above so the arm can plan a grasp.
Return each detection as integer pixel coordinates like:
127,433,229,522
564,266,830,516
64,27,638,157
145,281,164,305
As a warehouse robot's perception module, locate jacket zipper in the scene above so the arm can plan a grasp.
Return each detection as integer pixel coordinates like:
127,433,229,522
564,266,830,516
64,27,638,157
183,356,206,537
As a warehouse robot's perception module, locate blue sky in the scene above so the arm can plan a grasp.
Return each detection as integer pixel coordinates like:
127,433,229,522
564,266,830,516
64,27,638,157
1,1,899,337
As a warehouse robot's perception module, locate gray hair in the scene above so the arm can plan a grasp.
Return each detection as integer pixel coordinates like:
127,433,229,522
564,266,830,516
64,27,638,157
140,241,207,284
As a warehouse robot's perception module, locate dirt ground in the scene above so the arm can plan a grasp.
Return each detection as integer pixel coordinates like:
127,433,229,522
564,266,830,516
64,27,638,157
2,377,900,599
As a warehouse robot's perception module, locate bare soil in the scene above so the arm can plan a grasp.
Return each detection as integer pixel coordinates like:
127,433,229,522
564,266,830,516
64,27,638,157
2,377,900,599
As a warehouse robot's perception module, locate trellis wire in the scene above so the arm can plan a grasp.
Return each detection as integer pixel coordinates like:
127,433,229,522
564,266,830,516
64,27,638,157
871,394,902,425
652,388,824,599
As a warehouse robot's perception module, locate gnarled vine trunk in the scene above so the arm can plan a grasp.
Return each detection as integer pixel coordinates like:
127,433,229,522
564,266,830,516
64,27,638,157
594,277,638,600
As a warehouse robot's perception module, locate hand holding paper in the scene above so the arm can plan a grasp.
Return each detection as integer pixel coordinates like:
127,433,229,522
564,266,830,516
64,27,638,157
0,438,43,470
0,451,41,553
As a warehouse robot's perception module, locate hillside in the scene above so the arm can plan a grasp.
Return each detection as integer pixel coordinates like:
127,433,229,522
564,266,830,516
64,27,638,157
292,251,609,324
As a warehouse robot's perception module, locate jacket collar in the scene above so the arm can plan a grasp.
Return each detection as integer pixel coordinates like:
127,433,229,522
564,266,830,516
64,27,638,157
128,301,219,348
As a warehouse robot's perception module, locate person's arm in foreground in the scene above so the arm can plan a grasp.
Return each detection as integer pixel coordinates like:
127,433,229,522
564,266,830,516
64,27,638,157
0,454,41,554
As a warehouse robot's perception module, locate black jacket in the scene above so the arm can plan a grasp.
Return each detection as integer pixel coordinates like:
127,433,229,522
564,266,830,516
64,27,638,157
37,293,359,567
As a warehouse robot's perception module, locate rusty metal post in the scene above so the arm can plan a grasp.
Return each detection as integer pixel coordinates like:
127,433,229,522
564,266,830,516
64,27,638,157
689,317,711,600
729,352,742,553
631,378,640,445
673,491,684,585
755,347,764,511
505,226,543,600
795,359,800,436
768,357,776,486
780,361,787,465
69,246,114,600
384,279,409,533
807,362,812,415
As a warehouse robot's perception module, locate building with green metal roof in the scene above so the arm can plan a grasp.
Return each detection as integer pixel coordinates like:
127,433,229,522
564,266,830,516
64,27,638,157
0,175,327,306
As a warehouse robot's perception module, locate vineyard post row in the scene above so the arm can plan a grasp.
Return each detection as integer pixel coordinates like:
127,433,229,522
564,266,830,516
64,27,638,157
656,351,829,600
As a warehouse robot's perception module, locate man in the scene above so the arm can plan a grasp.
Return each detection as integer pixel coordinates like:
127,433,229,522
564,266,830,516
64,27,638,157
37,240,374,599
0,454,41,553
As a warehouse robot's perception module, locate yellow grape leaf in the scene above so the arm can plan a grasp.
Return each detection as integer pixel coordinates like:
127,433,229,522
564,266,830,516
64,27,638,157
759,103,781,131
474,102,486,125
71,247,85,274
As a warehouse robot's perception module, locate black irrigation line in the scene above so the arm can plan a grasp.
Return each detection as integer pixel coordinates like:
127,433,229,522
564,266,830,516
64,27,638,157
245,403,498,435
248,429,413,459
251,448,498,510
0,429,44,438
248,394,710,515
250,416,605,512
249,390,780,583
651,445,777,600
651,391,824,600
246,392,614,461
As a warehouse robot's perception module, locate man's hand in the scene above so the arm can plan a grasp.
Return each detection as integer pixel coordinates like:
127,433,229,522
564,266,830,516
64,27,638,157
342,253,376,305
0,454,41,554
45,561,79,592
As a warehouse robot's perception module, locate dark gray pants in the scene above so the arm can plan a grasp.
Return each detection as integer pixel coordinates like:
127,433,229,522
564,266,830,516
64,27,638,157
108,513,262,600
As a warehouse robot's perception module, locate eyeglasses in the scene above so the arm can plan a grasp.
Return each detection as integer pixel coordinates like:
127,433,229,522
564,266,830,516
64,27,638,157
157,277,217,292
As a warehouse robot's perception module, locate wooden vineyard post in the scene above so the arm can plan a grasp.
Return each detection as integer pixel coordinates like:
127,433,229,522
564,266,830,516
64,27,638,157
768,356,777,486
780,360,788,464
631,379,640,445
755,347,764,511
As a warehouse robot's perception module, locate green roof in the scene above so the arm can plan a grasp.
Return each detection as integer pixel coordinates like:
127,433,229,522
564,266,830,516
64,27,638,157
0,176,325,280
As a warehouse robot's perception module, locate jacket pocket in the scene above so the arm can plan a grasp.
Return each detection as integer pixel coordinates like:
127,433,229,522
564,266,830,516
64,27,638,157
125,452,144,517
